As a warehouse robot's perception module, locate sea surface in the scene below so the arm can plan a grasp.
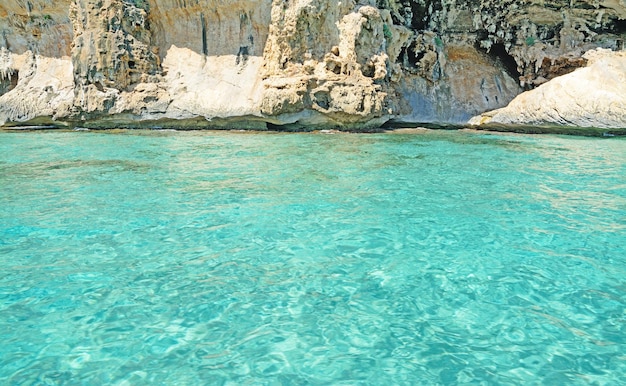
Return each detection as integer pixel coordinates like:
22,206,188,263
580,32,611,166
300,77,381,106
1,129,625,385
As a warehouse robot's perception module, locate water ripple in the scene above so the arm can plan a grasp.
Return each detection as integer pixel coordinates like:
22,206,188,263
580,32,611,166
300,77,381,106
1,131,625,384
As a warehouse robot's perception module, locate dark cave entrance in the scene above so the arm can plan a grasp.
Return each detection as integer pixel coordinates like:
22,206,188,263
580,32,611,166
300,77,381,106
487,43,520,81
613,19,626,50
398,41,424,68
612,18,626,34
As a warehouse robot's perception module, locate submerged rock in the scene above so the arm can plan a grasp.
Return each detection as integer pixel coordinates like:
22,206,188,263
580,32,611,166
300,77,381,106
0,0,624,131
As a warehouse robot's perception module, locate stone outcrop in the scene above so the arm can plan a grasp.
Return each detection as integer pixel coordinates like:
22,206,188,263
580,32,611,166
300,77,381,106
0,0,624,131
469,49,626,129
0,48,74,125
70,0,161,118
260,2,412,129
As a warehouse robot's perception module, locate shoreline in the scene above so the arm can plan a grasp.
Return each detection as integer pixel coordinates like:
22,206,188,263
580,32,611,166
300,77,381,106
2,124,625,137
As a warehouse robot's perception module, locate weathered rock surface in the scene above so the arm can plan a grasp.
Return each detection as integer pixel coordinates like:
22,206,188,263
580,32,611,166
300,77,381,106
0,0,624,130
0,49,74,125
470,49,626,129
260,2,412,129
0,0,73,57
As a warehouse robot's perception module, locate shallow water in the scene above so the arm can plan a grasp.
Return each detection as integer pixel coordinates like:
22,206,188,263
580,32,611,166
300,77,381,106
1,130,625,385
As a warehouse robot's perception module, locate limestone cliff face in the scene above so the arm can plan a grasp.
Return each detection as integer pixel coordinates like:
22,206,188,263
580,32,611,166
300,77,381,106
0,0,73,57
0,0,624,130
260,2,412,128
387,0,625,126
70,0,161,117
470,49,626,129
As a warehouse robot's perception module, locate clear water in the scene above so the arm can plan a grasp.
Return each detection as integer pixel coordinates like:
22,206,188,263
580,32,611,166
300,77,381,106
1,130,625,385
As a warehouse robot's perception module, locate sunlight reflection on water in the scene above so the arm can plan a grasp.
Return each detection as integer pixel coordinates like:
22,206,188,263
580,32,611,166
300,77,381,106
1,130,625,384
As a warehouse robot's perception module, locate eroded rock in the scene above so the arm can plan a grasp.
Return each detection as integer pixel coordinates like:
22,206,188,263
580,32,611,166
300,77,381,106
0,0,623,130
260,1,411,129
470,49,626,129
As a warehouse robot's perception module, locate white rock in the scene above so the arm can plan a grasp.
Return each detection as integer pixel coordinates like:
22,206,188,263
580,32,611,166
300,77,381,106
469,49,626,129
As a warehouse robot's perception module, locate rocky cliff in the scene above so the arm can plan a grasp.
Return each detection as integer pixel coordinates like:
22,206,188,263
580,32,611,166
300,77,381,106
0,0,624,130
470,49,626,129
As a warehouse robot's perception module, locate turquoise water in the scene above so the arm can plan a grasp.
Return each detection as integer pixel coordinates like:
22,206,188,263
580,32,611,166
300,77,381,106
1,130,625,385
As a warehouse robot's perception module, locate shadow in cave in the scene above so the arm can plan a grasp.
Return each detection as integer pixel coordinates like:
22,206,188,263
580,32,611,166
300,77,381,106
485,43,520,81
0,71,19,96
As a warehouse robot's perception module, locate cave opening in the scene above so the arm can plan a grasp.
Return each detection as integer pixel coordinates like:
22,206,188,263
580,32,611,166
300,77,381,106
378,0,436,31
0,71,19,96
409,2,427,30
398,41,423,68
602,18,626,50
487,43,520,80
612,18,626,34
313,90,330,110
